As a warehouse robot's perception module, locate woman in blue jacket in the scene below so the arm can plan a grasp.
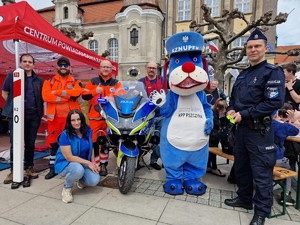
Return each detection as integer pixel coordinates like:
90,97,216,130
55,109,100,203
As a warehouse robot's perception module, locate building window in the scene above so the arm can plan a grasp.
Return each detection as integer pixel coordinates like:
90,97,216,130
63,7,69,19
208,24,214,30
130,28,138,46
232,37,248,47
229,37,248,60
88,40,98,54
205,0,220,17
235,0,251,13
177,0,191,21
108,38,118,62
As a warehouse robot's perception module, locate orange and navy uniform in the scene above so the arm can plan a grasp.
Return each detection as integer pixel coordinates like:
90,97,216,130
82,75,124,142
42,73,82,143
82,75,124,165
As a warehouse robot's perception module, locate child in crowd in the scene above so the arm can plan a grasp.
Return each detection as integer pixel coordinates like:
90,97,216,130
207,98,228,177
277,102,300,171
272,111,299,205
278,102,300,130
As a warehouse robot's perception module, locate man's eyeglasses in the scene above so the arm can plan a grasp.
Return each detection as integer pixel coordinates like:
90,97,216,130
147,67,157,70
100,66,112,69
58,63,69,68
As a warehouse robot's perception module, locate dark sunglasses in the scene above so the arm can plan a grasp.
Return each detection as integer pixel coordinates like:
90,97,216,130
58,63,69,68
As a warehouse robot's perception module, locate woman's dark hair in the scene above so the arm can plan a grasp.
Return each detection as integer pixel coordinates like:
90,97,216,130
65,109,89,139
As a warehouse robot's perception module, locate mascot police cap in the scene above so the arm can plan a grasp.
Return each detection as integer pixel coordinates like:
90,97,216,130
247,28,267,42
166,32,204,56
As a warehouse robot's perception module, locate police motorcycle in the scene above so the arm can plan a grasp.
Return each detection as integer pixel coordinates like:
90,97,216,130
97,81,159,194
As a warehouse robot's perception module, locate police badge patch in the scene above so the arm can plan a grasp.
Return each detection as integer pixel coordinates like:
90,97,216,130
266,87,279,99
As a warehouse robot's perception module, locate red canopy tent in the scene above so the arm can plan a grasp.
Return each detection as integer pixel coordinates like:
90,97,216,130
0,1,118,108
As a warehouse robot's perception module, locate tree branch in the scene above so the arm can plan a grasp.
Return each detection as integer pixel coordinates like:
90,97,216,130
266,49,300,56
76,31,94,43
227,65,249,70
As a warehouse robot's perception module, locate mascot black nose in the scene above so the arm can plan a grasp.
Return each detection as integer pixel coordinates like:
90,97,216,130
182,62,195,73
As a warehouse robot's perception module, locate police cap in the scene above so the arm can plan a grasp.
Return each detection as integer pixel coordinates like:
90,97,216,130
247,28,267,42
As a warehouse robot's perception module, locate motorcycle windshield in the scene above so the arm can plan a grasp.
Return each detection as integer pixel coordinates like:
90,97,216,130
100,81,156,132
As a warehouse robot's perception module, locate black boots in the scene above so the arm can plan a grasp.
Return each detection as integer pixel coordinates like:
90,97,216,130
249,214,265,225
224,197,253,210
45,169,57,180
99,163,108,176
45,143,59,180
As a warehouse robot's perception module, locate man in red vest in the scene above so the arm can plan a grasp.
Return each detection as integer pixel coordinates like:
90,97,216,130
139,61,168,170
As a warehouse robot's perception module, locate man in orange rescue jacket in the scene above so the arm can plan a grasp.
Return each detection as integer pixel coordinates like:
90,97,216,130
82,60,124,176
42,57,82,179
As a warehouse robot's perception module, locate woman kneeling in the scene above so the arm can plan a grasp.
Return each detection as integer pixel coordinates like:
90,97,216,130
55,109,100,203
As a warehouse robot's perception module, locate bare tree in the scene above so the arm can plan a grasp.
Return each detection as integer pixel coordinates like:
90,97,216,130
76,31,94,44
58,27,94,44
190,4,300,85
58,27,111,58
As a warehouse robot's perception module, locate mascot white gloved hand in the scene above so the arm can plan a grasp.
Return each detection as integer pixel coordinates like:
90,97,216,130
150,89,166,107
151,31,213,196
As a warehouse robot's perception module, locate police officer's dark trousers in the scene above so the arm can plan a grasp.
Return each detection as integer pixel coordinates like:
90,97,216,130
234,124,276,218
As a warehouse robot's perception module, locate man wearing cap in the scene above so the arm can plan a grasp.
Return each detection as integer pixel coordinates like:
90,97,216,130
224,29,285,225
82,60,124,176
42,57,82,179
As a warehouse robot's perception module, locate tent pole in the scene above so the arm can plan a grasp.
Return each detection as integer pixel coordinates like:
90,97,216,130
14,39,20,69
12,39,24,189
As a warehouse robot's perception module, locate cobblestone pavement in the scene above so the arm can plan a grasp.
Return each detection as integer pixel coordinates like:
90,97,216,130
119,177,300,222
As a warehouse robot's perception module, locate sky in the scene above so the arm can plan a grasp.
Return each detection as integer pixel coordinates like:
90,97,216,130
1,0,299,46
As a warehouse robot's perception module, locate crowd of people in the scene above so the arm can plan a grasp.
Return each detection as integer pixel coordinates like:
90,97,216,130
1,28,299,225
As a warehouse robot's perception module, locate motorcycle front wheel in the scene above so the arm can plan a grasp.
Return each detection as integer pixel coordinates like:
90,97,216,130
118,156,136,194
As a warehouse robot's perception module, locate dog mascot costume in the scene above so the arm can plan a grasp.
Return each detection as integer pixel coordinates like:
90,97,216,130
150,32,213,195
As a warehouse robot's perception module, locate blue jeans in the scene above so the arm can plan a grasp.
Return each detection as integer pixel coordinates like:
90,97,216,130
276,157,292,194
59,162,100,188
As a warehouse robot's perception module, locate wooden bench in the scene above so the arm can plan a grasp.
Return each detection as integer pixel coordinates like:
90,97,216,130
209,147,297,218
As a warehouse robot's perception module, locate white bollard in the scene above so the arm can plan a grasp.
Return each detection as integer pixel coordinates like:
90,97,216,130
13,68,24,183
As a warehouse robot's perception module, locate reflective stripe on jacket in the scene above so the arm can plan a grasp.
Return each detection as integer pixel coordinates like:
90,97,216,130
42,73,82,121
82,76,124,119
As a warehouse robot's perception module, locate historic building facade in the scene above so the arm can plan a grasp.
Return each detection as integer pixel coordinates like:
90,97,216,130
2,0,278,84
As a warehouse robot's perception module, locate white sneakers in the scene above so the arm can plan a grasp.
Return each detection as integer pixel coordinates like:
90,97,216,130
62,180,87,203
62,188,73,203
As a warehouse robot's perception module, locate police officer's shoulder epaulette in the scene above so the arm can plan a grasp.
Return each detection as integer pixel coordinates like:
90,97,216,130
265,64,278,70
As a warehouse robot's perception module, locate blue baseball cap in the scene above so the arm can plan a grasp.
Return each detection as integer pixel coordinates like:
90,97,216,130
166,32,204,56
247,28,267,42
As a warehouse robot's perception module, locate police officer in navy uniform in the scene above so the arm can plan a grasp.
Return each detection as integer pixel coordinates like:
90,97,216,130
224,29,285,225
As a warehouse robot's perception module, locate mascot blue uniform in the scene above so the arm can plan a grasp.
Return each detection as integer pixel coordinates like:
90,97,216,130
150,32,213,195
